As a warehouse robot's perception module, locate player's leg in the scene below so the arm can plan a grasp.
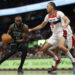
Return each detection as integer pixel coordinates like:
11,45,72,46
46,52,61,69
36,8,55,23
45,50,57,57
52,47,61,66
50,35,75,73
41,42,55,57
42,35,62,72
41,42,52,52
40,42,61,69
48,47,61,73
43,34,60,60
0,43,17,64
42,43,57,57
18,43,28,74
66,35,75,74
54,47,60,56
70,49,75,57
41,35,62,73
58,36,75,74
67,35,75,57
41,42,59,61
42,41,61,73
58,36,75,62
0,51,17,64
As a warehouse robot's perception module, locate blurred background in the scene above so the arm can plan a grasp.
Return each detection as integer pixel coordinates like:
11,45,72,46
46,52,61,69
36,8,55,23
0,0,75,72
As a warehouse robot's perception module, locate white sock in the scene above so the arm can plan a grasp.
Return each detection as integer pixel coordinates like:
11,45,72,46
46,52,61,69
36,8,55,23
66,51,75,62
54,55,58,61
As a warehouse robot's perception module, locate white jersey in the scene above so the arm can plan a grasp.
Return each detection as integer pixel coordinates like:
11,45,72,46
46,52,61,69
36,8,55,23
44,10,65,34
48,25,74,50
63,25,74,50
63,25,73,37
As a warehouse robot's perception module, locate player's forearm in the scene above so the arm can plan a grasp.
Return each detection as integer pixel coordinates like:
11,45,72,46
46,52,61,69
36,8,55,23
63,16,70,26
31,24,43,31
62,17,70,28
63,19,70,28
7,30,11,34
65,19,70,26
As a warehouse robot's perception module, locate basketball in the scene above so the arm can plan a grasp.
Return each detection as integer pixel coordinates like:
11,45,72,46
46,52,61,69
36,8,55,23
1,34,12,43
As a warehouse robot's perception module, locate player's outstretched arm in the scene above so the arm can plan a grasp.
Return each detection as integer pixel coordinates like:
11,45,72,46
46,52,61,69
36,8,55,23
29,21,48,32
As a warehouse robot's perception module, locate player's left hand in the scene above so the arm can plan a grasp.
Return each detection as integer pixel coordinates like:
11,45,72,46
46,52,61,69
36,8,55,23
61,25,68,28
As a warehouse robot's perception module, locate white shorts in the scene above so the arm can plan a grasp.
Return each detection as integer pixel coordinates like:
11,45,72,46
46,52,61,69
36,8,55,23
47,32,63,46
48,34,75,51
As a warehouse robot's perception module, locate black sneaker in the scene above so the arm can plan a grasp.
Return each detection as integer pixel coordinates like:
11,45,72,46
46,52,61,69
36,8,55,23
48,66,57,73
18,68,23,74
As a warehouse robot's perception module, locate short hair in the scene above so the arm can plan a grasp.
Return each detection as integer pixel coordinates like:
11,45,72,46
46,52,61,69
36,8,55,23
15,15,22,20
48,2,56,9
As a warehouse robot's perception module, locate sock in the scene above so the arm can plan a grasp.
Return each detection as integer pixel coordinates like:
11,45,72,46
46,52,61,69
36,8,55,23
54,55,58,61
66,51,75,63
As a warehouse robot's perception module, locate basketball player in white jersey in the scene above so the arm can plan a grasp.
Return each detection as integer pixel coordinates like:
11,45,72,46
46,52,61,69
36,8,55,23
48,25,75,73
29,2,75,73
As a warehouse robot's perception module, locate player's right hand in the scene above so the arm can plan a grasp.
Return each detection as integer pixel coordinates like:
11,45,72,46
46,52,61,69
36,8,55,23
29,29,32,32
61,25,68,28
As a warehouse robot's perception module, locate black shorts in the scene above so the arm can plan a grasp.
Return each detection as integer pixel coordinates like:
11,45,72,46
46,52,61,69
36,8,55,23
9,42,28,52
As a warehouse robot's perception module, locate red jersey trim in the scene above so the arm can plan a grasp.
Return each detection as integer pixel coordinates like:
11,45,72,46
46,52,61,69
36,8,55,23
49,10,57,18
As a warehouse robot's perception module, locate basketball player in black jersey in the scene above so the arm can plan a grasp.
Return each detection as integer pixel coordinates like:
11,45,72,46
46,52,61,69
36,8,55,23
0,16,28,74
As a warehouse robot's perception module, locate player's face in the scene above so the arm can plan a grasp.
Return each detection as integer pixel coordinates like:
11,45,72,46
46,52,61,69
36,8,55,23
46,3,53,13
15,18,22,26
